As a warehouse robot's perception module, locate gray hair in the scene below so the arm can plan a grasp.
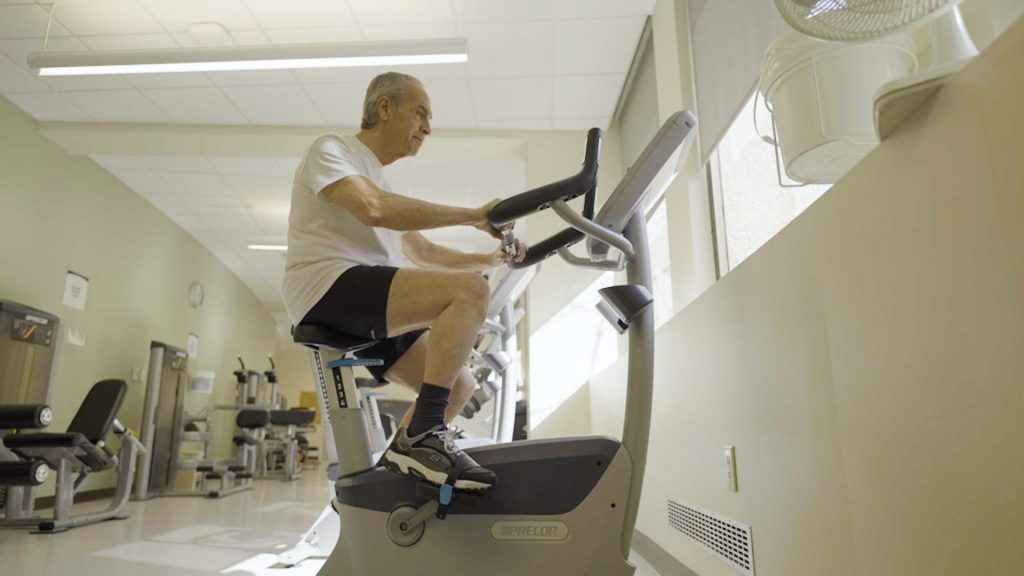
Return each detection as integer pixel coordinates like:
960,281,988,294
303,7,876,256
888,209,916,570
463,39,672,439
361,72,422,129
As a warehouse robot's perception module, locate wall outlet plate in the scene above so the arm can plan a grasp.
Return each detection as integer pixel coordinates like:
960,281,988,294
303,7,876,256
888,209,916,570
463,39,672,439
724,445,738,492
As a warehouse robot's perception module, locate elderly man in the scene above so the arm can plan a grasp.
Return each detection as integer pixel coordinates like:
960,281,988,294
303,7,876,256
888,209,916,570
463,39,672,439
283,72,526,491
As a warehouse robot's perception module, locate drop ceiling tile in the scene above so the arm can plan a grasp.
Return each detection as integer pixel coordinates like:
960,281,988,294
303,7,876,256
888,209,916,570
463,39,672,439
52,0,165,36
107,168,172,196
137,0,261,32
91,155,148,170
207,69,296,87
222,84,324,125
165,211,211,232
0,53,51,92
211,157,282,177
158,171,233,195
454,0,554,22
228,29,271,45
0,5,71,39
61,89,170,122
43,75,135,92
125,72,214,89
293,62,467,85
222,173,292,198
244,0,356,29
348,0,453,26
302,82,364,126
475,118,551,130
555,17,644,75
142,87,250,124
79,33,178,50
170,32,199,47
264,27,361,44
181,194,248,215
470,77,551,122
360,22,456,41
4,92,93,121
464,21,553,78
252,212,289,236
200,213,263,235
245,197,290,216
553,74,624,118
141,156,217,173
419,77,475,128
139,192,193,214
554,0,657,19
553,116,609,130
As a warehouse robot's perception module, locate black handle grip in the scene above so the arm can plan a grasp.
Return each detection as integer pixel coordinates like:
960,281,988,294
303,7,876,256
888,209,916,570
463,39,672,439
489,128,601,226
0,404,52,429
509,228,585,269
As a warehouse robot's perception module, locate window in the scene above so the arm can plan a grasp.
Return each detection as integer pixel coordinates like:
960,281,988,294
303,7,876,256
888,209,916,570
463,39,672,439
647,200,673,328
528,272,618,427
711,91,831,272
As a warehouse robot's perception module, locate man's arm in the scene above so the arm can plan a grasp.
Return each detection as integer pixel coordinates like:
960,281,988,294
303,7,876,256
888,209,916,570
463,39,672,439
402,232,504,272
323,174,500,236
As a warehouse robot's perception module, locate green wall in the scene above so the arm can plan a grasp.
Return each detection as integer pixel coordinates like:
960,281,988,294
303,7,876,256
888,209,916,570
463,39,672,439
0,96,277,495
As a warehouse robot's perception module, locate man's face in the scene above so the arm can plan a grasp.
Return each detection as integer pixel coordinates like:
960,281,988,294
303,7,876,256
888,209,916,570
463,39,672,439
384,83,432,158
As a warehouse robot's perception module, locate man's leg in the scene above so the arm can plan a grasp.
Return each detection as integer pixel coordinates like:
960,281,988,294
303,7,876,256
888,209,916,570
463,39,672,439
381,332,477,428
377,268,496,490
385,268,490,389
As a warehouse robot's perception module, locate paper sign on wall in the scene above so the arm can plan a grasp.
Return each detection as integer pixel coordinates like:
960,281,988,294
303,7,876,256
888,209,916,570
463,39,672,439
62,270,89,311
187,332,199,359
191,371,215,394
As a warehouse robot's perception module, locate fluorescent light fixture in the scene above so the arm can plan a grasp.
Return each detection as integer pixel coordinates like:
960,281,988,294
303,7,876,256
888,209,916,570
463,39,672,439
248,244,288,252
28,38,468,76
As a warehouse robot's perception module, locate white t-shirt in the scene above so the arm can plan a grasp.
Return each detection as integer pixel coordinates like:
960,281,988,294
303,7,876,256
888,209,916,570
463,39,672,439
282,134,405,324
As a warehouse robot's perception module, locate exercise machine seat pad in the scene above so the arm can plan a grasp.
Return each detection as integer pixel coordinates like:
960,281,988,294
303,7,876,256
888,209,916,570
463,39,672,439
270,409,315,426
292,323,379,355
236,409,270,429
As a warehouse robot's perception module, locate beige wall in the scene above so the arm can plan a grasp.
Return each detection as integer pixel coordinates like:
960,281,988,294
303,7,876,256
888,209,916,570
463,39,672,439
0,96,277,495
591,17,1024,576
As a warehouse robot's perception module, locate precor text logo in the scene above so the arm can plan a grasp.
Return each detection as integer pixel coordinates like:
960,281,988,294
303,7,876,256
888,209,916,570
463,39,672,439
491,521,568,541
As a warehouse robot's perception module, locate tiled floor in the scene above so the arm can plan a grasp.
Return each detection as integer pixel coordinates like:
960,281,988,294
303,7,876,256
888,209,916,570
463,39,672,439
0,471,661,576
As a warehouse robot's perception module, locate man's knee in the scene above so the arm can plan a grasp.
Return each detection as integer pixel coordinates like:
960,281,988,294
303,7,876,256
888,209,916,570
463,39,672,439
454,273,490,318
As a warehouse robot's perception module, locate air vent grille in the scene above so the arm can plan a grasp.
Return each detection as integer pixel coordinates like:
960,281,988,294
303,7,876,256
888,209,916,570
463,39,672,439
667,498,754,576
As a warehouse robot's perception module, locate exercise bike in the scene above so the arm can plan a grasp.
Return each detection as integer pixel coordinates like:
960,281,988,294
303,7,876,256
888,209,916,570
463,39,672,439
294,110,697,575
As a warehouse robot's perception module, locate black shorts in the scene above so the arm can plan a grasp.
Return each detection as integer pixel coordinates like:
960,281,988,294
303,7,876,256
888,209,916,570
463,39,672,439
302,265,426,382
